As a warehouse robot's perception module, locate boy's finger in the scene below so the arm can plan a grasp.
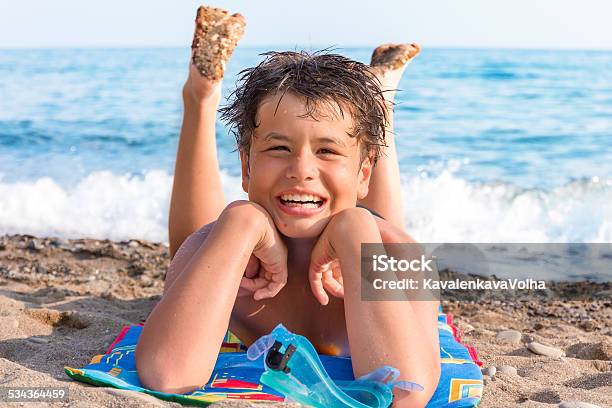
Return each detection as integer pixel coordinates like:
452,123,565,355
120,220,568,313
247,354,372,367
240,276,268,292
323,273,344,298
244,255,260,278
264,267,287,290
253,287,269,300
331,263,344,297
274,274,286,284
250,264,287,300
259,259,287,282
323,279,344,298
309,266,329,305
253,281,284,300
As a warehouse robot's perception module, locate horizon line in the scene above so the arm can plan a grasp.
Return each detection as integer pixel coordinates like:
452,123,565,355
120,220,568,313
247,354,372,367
1,44,612,52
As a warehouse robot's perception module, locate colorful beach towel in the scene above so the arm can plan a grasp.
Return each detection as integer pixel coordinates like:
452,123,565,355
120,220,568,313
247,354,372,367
65,312,483,407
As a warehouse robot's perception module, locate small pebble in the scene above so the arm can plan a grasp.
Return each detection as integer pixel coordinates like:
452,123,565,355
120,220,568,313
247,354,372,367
101,291,114,300
139,275,153,287
495,329,522,344
458,321,475,333
482,366,497,377
49,237,69,247
579,320,598,332
527,341,565,358
593,289,612,298
558,402,602,408
28,337,49,344
497,365,518,376
26,239,43,251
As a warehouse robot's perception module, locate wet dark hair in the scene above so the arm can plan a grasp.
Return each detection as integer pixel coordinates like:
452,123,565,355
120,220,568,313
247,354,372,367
219,50,388,164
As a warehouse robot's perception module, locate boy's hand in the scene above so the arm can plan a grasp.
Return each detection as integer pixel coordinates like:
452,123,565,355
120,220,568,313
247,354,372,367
309,209,416,305
309,208,374,305
224,201,288,301
308,224,344,306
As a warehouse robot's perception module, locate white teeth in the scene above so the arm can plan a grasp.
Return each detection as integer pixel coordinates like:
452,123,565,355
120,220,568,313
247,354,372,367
301,202,319,208
284,201,320,209
280,193,323,203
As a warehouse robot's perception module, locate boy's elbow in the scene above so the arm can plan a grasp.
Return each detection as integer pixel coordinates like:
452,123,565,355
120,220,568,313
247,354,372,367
135,344,211,394
419,354,442,407
398,352,440,408
394,361,440,408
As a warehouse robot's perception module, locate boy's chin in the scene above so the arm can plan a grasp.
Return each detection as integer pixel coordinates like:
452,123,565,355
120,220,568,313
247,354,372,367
276,219,327,239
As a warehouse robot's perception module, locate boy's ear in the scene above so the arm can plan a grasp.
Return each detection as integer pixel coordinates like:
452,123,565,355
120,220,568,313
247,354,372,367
239,149,250,193
357,156,373,200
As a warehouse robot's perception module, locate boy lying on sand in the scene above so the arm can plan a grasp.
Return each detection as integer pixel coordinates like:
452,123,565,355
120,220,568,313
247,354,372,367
136,6,439,407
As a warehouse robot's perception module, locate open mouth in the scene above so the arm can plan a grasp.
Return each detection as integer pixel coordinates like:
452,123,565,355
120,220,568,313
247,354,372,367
278,193,325,209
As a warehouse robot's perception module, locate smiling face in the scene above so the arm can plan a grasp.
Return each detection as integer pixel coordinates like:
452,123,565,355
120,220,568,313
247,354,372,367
240,92,373,238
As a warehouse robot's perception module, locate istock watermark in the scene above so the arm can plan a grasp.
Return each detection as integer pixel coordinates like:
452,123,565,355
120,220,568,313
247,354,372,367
360,243,612,302
372,254,435,272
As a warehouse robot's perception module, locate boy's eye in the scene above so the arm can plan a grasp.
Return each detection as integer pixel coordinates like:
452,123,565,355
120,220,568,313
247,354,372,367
267,146,290,152
318,148,338,155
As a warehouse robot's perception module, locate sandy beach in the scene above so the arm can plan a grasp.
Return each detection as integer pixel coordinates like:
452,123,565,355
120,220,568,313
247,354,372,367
0,234,610,407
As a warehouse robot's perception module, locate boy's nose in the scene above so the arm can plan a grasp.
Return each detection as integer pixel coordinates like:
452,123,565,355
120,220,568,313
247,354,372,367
286,152,318,181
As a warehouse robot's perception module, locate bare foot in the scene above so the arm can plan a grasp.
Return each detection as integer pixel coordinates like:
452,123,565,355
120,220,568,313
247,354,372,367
370,43,420,103
191,6,246,81
185,6,246,104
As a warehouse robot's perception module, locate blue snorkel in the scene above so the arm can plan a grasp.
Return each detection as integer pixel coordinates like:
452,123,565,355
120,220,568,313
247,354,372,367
247,324,423,407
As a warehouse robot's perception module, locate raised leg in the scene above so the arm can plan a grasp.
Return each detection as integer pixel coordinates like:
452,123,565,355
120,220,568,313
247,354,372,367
358,43,421,230
168,71,224,258
169,7,245,258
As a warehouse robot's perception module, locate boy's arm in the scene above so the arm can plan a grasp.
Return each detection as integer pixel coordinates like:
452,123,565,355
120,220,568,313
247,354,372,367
310,208,440,407
164,221,215,294
136,201,287,394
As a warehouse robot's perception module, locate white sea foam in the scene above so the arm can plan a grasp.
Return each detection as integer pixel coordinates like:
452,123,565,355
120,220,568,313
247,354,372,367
402,170,612,243
0,169,610,243
0,170,246,243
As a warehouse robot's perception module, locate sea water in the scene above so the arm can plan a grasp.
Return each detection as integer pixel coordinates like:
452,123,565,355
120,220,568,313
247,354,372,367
1,47,611,244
